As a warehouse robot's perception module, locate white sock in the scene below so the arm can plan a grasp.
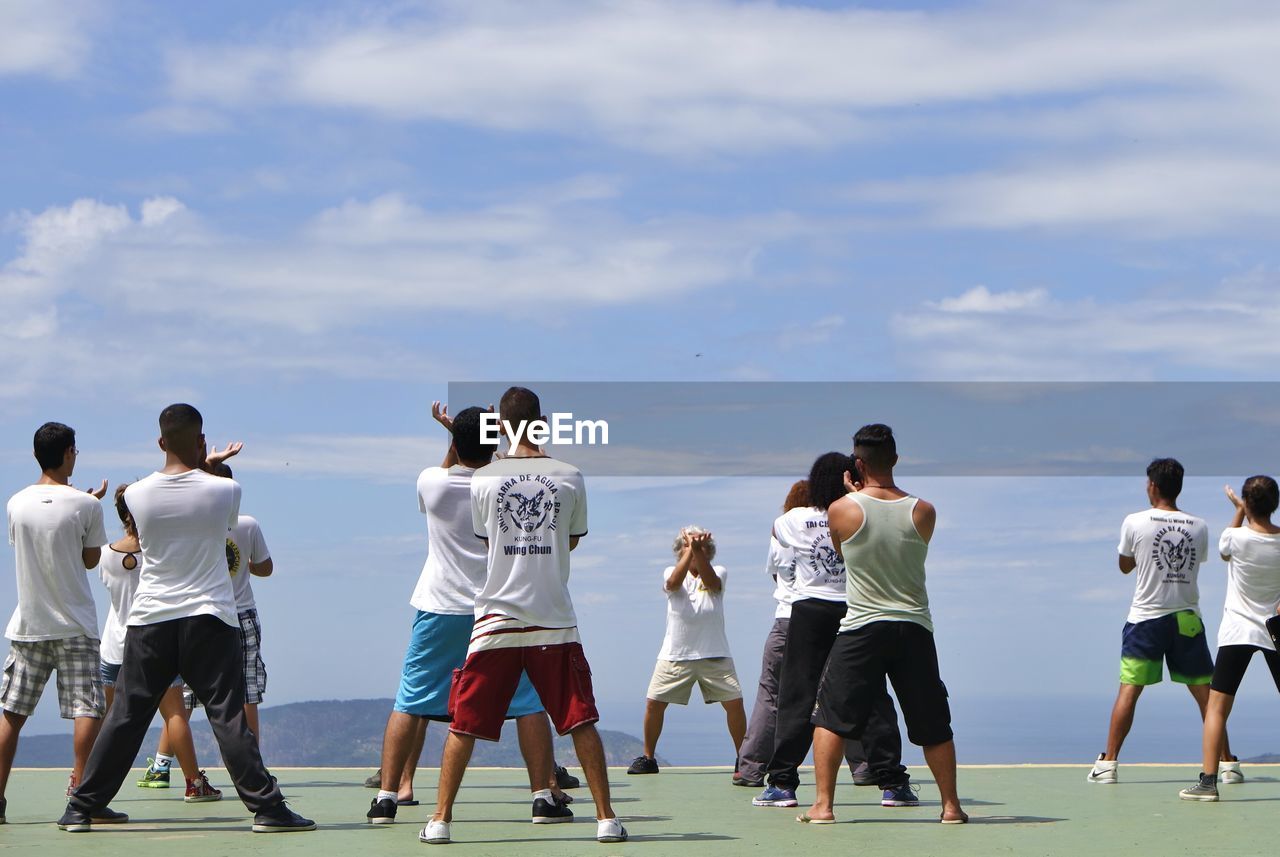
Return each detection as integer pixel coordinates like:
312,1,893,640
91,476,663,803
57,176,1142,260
154,754,176,769
377,790,398,803
532,788,553,801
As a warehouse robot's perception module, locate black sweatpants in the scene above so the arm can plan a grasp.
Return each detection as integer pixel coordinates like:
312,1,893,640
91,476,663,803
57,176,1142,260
766,597,906,790
69,615,283,814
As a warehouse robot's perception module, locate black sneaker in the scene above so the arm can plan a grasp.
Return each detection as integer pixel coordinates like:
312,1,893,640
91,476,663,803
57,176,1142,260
554,765,581,790
252,803,317,833
626,755,659,775
363,768,382,788
57,805,127,832
532,794,574,824
732,773,763,787
367,797,397,825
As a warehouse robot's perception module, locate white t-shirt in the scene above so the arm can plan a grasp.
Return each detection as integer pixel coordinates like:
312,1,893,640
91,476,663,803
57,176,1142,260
772,506,845,602
470,456,588,630
6,484,108,641
1216,526,1280,650
658,565,732,661
765,535,796,619
99,545,142,664
1118,509,1209,623
125,470,241,629
409,466,488,616
228,515,270,613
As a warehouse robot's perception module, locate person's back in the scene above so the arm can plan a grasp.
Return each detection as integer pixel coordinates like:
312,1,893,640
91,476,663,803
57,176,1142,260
1219,525,1280,647
774,505,844,602
98,547,141,667
7,484,105,642
839,494,931,633
470,455,587,628
411,465,488,614
1120,508,1208,623
228,515,268,613
125,469,239,628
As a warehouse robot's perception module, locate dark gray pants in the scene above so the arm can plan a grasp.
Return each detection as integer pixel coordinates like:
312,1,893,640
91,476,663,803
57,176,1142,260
69,616,283,815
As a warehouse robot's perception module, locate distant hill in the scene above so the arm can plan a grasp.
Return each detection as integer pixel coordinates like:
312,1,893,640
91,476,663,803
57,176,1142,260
13,698,653,769
1244,753,1280,763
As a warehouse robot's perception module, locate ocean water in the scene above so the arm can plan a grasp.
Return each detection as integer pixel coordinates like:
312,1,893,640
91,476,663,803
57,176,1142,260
597,688,1280,766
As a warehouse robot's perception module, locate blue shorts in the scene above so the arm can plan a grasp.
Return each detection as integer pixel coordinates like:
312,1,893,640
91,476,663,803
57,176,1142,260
1120,611,1214,686
100,661,183,689
394,611,544,720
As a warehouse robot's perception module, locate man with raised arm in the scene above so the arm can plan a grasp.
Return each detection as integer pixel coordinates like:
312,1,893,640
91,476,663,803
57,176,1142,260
1,422,108,824
801,424,967,825
422,387,626,845
1088,458,1235,784
366,403,571,826
60,404,313,834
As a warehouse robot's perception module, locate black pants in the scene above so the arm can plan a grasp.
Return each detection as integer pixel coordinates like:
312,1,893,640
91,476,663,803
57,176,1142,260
766,598,906,790
69,616,283,814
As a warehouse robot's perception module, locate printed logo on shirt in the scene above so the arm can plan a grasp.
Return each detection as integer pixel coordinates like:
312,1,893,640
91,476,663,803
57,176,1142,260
1152,525,1196,582
808,525,845,583
226,538,242,577
496,475,560,556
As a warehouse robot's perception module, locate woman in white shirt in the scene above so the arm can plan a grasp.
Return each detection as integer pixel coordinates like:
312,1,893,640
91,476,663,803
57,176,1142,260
1180,476,1280,802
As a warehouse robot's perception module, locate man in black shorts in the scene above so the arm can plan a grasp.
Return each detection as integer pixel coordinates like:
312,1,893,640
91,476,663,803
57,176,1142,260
800,424,966,825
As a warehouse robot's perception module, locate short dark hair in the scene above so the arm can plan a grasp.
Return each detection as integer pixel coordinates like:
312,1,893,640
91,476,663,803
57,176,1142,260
211,463,233,479
782,480,810,512
1243,475,1280,519
808,452,851,511
159,403,203,445
853,423,896,470
1146,458,1184,502
33,422,76,472
499,387,541,437
452,406,498,464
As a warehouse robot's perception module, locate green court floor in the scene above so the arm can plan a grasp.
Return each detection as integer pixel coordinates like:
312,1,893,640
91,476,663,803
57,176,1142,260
0,765,1273,856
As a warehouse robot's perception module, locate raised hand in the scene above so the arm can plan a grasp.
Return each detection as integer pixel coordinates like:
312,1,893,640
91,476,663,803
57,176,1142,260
86,479,108,500
1225,484,1244,510
207,442,244,466
431,401,454,433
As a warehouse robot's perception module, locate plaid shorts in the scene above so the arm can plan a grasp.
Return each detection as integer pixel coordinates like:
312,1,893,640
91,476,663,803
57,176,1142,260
1,636,104,718
184,609,267,709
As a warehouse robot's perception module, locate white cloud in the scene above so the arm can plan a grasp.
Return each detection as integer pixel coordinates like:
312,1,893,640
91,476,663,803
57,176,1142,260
892,270,1280,379
852,153,1280,236
0,189,780,400
0,0,95,78
157,0,1280,157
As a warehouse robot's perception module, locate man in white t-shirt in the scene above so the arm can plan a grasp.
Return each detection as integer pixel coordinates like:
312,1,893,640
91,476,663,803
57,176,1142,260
1088,458,1238,785
628,527,745,776
366,404,570,827
424,387,626,846
61,404,313,834
0,422,108,823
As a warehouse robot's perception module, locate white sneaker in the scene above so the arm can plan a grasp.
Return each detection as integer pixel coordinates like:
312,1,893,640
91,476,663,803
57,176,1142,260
1219,760,1244,785
419,820,451,844
1087,754,1117,784
596,817,628,843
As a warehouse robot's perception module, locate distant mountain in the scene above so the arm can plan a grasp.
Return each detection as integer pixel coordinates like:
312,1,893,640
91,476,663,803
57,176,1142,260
13,698,653,769
1243,753,1280,763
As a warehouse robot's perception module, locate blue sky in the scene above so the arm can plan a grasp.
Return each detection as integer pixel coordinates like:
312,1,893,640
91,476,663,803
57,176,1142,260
4,0,1280,761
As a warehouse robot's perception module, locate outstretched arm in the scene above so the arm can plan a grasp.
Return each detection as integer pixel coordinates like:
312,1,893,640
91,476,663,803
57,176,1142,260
432,401,459,468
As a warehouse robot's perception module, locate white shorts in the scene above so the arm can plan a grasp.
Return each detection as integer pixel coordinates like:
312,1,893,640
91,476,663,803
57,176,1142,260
646,657,742,705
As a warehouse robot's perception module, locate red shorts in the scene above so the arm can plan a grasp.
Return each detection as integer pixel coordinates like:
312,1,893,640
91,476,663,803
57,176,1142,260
448,642,599,741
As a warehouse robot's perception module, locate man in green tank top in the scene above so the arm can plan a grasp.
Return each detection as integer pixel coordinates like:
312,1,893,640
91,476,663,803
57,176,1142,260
798,424,967,825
